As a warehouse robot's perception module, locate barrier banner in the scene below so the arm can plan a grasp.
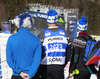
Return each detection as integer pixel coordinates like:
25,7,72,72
66,12,78,44
0,33,12,79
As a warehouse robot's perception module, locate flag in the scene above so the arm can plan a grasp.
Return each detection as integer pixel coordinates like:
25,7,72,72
85,48,100,65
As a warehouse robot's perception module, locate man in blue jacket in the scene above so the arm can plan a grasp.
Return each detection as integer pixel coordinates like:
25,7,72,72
6,13,42,79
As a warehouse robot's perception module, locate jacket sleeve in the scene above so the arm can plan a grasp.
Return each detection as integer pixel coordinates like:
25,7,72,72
6,37,22,74
66,37,72,64
28,39,42,78
69,46,80,73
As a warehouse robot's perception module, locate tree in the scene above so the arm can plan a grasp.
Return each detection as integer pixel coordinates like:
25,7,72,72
86,0,100,35
0,0,100,34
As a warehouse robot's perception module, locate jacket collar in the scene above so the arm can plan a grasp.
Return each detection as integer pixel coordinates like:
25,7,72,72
79,31,88,37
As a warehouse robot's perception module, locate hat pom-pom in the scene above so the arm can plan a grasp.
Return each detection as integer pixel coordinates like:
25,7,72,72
13,13,34,28
81,16,87,22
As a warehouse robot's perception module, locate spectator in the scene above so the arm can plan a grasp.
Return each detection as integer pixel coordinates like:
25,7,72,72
69,16,97,79
38,10,72,79
6,13,42,79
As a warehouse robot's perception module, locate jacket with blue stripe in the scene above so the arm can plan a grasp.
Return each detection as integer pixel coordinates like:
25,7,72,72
38,27,71,66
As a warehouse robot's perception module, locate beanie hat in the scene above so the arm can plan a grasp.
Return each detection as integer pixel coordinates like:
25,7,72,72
77,16,88,31
47,10,58,24
12,13,34,28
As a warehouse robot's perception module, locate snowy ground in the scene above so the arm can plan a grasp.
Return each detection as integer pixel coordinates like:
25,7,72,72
64,70,97,79
64,62,98,79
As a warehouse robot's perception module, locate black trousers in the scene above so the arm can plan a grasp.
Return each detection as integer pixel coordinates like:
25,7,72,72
11,75,23,79
74,71,91,79
39,65,64,79
40,70,64,79
98,66,100,79
11,73,39,79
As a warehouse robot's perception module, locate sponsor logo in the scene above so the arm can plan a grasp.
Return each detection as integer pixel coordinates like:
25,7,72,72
37,14,47,19
58,17,64,23
31,13,37,17
69,21,76,24
45,32,51,36
68,15,76,18
60,32,65,35
70,25,75,27
48,58,62,62
48,37,63,41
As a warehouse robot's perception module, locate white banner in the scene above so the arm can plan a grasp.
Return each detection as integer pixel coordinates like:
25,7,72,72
0,33,12,79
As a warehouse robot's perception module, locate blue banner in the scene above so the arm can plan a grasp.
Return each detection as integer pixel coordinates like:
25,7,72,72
66,12,78,44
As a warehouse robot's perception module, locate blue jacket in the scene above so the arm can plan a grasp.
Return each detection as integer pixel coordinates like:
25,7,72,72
6,28,42,78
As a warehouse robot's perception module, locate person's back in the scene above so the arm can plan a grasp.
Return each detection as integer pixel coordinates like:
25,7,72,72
38,10,71,79
7,28,41,72
6,13,42,79
41,28,67,65
72,31,91,71
69,16,97,79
